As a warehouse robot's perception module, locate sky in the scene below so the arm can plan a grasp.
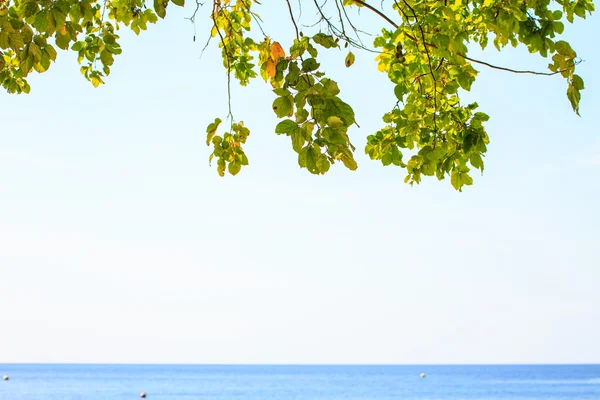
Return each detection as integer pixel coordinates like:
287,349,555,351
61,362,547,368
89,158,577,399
0,2,599,365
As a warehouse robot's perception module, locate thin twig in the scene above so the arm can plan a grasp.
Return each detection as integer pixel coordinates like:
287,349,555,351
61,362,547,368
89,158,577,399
285,0,300,39
250,11,267,37
211,0,234,121
351,0,399,29
199,31,213,60
461,55,576,76
186,0,204,24
393,0,414,25
352,0,578,77
339,0,370,47
311,0,379,53
334,0,347,38
402,0,436,130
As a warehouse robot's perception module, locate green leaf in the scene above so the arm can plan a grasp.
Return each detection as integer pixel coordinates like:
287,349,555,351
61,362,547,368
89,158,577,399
382,152,393,166
275,119,297,134
450,169,473,191
574,3,587,18
8,33,24,50
340,154,357,170
345,51,355,68
327,116,344,128
71,41,84,51
39,50,51,70
567,84,581,115
572,74,584,90
51,8,67,30
45,44,57,61
295,108,309,123
241,152,249,166
331,98,355,126
32,11,49,31
306,146,319,174
272,96,294,118
46,10,56,34
273,88,290,96
338,148,357,170
322,78,340,96
291,127,305,152
55,32,70,50
171,0,185,6
33,35,46,48
105,43,122,55
303,121,315,137
228,161,241,176
0,32,9,49
312,33,338,48
103,34,116,45
301,58,319,72
217,159,226,177
554,21,565,34
69,3,82,21
100,50,113,66
28,42,41,62
554,41,576,58
23,1,39,18
21,24,34,45
394,84,408,101
322,128,346,145
470,153,484,170
206,118,222,145
298,146,308,168
154,0,167,18
422,161,436,176
317,156,330,173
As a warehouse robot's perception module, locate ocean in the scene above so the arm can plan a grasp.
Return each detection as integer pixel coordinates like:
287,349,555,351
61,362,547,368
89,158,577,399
1,364,599,400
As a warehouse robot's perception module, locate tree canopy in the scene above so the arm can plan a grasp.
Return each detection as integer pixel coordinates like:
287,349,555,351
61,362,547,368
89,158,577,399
0,0,594,190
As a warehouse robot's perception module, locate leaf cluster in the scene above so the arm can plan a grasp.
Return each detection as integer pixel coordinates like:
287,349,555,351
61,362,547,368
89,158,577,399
1,0,594,190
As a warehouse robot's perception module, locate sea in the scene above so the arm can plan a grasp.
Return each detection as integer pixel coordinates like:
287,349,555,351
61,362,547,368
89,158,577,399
1,364,599,400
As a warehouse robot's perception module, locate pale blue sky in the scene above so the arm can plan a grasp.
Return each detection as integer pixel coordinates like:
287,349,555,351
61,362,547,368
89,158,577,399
1,2,599,364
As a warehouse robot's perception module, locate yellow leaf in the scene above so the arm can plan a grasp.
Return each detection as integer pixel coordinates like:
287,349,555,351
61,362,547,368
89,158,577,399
269,41,285,61
265,58,276,77
375,54,387,72
59,25,67,35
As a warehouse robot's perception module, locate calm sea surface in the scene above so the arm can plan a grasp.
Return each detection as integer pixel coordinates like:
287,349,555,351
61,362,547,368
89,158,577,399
1,364,599,400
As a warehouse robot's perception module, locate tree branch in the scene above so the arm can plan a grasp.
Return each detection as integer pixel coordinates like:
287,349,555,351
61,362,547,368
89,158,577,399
310,0,380,53
351,0,399,29
211,0,234,121
460,55,575,76
400,0,437,129
285,0,300,40
348,0,576,77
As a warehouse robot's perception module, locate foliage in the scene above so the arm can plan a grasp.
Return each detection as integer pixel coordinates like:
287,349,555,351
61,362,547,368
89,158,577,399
0,0,594,190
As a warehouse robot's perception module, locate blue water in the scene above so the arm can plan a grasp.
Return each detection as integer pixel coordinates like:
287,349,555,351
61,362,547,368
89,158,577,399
1,364,599,400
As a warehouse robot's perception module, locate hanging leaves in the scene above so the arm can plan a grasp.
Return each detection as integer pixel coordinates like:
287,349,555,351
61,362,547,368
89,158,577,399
1,0,594,189
206,120,250,177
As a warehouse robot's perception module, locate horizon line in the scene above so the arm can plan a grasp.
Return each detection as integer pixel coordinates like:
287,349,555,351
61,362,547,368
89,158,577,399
2,362,599,366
